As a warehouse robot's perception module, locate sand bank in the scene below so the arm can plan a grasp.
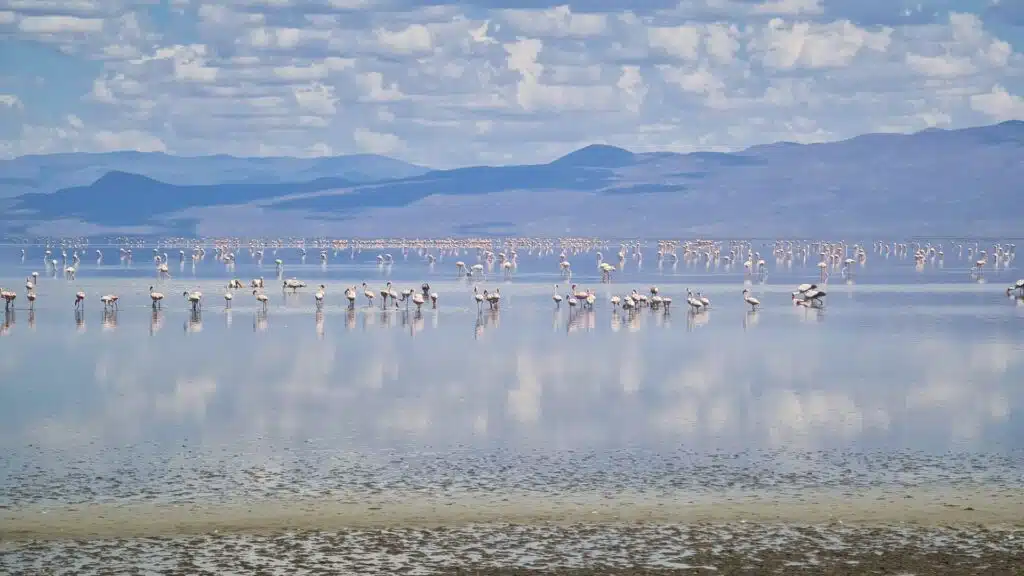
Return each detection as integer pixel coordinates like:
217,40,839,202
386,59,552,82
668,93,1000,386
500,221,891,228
3,487,1022,541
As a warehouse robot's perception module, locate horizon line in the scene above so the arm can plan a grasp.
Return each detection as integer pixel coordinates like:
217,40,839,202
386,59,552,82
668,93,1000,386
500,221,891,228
2,119,1020,170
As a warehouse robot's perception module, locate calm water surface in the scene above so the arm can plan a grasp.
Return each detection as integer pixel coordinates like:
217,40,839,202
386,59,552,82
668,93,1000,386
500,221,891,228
1,243,1022,509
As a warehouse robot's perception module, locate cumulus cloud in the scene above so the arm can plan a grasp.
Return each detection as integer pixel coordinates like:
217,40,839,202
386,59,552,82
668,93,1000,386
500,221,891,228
353,127,402,153
0,0,1021,165
970,85,1024,121
0,94,23,109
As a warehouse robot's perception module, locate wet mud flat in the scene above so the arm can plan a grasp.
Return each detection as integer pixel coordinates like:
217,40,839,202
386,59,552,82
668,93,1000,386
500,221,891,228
2,491,1023,575
2,522,1022,575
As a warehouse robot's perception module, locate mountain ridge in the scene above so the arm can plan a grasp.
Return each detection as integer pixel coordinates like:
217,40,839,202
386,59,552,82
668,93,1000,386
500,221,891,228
4,120,1022,237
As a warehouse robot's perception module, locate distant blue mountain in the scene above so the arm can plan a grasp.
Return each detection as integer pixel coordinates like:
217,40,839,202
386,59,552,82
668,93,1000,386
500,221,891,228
0,151,428,199
5,121,1023,237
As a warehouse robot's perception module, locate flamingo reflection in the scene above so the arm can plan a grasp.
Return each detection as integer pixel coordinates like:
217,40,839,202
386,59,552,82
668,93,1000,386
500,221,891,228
102,309,118,331
150,309,163,335
185,309,202,333
254,310,268,332
1,308,13,336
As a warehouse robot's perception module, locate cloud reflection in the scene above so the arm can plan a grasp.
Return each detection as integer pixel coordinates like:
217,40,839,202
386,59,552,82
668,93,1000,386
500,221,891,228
0,301,1021,459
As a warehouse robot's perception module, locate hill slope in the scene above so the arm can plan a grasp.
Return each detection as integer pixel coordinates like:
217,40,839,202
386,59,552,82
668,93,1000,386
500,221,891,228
0,151,428,199
6,121,1023,237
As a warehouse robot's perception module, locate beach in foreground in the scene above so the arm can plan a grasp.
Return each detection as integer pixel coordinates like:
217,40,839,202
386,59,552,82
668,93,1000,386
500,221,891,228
3,489,1023,574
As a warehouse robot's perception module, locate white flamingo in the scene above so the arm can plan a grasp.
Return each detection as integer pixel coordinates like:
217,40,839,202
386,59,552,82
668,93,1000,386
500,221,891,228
473,286,485,310
742,288,760,311
362,282,375,306
74,290,85,310
552,284,563,307
149,286,164,309
183,289,202,312
698,291,711,309
253,289,269,311
686,289,703,312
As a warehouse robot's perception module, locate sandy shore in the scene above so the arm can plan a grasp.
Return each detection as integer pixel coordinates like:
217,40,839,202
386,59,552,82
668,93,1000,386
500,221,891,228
2,520,1022,575
3,487,1022,541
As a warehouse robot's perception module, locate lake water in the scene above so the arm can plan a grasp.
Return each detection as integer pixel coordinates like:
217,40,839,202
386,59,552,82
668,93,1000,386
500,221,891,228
1,241,1022,574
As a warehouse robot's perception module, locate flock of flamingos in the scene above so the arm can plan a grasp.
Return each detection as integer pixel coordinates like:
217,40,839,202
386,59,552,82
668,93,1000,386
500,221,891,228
1,238,1022,334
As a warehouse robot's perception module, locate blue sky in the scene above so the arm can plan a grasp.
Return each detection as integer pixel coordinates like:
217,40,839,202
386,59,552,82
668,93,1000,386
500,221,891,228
0,0,1021,167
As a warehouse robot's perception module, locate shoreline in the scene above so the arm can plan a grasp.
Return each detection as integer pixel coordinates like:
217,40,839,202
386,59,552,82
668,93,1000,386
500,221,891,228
3,488,1022,541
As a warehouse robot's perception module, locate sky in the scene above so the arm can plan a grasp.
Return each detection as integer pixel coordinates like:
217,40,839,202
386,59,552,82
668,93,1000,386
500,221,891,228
0,0,1022,168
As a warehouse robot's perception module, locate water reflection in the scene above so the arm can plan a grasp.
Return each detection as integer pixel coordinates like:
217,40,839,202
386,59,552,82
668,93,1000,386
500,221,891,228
150,309,163,335
0,294,1020,458
102,309,118,331
1,308,14,336
184,310,202,333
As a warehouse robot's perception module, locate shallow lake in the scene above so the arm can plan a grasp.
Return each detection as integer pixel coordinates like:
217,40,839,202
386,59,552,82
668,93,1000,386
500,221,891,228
1,241,1022,566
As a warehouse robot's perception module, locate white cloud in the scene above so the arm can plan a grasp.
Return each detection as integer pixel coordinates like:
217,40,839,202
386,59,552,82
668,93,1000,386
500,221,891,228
0,1,1021,166
374,23,433,54
353,127,402,154
293,83,338,116
749,18,892,69
906,53,975,77
0,94,23,109
752,0,825,16
648,25,701,60
969,85,1024,121
18,15,103,33
501,5,607,38
356,71,404,102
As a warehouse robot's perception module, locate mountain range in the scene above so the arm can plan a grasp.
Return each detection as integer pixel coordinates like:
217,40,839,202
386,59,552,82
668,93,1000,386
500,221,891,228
2,121,1022,238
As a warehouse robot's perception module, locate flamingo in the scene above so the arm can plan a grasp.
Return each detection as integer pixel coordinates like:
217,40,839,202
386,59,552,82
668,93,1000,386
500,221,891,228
224,291,233,308
742,288,760,311
183,289,202,312
253,289,269,311
488,288,501,310
1,288,16,311
804,287,827,306
100,294,119,310
74,290,85,310
26,290,36,310
552,284,563,307
362,282,374,306
473,286,485,310
411,292,425,311
686,289,703,312
345,286,357,307
698,291,711,309
149,286,164,309
314,284,325,311
792,283,817,300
